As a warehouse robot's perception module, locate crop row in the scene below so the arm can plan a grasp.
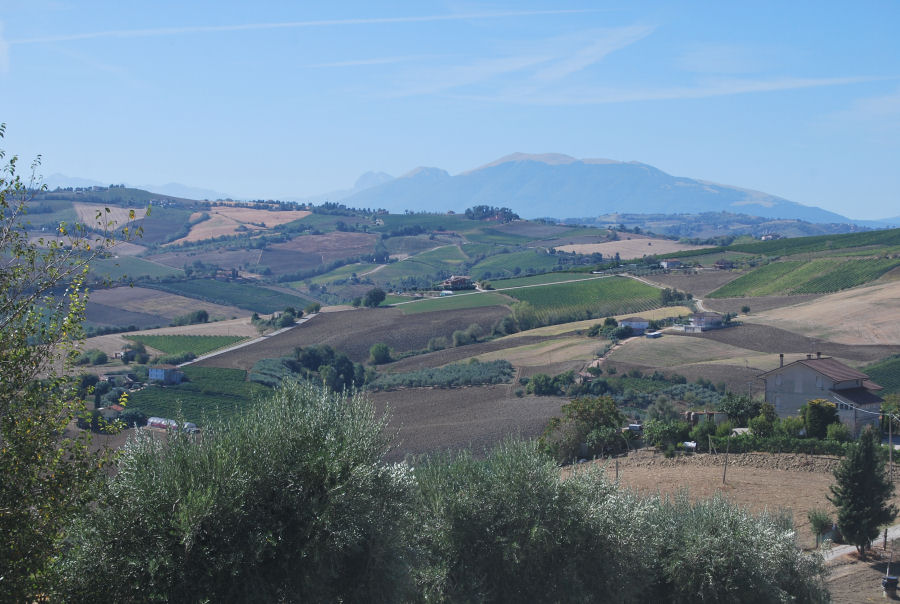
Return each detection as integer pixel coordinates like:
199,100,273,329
505,276,660,310
124,334,247,356
709,258,900,297
146,279,312,313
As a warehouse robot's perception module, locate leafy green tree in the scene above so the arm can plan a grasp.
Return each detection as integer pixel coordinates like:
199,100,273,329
363,287,386,307
828,426,898,557
825,422,852,442
802,399,839,439
369,342,393,365
527,373,556,396
54,382,416,602
643,419,691,448
0,125,136,600
541,396,625,461
718,393,761,427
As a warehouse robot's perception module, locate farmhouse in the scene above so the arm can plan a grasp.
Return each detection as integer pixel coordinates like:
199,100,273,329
440,275,473,290
714,259,735,270
660,260,682,270
679,312,725,333
759,353,884,436
148,365,184,385
619,317,650,334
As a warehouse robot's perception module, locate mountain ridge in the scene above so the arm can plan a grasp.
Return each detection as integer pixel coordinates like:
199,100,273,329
336,153,851,224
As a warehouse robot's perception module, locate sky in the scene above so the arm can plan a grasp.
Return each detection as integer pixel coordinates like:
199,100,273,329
1,1,898,219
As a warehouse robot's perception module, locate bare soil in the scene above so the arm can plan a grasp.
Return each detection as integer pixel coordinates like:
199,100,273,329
89,286,249,322
195,306,510,369
639,269,742,297
672,324,899,363
373,385,565,461
827,541,900,603
556,238,712,259
702,294,822,314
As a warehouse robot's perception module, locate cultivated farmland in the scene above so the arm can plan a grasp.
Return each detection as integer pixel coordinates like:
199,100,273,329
87,286,250,323
504,276,661,320
145,279,312,313
555,237,711,259
708,258,900,297
397,292,512,315
124,334,247,356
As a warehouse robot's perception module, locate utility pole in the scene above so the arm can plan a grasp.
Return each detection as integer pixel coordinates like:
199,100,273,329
722,435,730,485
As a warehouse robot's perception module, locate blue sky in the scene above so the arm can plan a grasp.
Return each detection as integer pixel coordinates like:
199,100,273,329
1,1,898,219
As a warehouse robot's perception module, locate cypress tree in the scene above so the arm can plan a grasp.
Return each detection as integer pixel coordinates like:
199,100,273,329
828,426,898,557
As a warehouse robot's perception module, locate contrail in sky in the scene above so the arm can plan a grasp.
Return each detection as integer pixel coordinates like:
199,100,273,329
8,10,600,45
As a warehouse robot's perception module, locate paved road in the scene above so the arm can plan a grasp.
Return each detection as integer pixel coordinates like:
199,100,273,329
822,523,900,561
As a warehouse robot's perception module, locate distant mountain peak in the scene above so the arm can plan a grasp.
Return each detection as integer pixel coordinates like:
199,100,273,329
467,152,626,174
399,166,451,180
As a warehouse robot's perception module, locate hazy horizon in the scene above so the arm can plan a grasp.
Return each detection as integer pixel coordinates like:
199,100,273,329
2,2,899,219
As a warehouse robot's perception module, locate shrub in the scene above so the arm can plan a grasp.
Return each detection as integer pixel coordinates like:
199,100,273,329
54,382,416,602
802,399,839,440
369,342,393,365
826,422,852,443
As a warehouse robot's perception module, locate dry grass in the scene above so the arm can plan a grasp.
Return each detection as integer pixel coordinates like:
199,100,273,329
555,236,712,260
745,280,900,345
173,206,310,243
73,202,147,226
606,335,763,368
475,337,600,367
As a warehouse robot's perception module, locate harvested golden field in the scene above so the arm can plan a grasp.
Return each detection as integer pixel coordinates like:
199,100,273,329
744,280,900,345
475,336,600,367
555,236,711,259
73,202,147,226
173,206,311,243
605,333,765,368
81,318,260,358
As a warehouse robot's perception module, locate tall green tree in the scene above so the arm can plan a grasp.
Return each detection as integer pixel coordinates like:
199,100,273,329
0,125,136,600
828,426,898,557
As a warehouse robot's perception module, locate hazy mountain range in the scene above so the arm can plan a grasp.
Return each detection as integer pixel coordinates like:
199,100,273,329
45,155,899,226
321,153,861,224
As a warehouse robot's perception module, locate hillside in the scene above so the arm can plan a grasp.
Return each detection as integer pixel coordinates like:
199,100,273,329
339,153,852,223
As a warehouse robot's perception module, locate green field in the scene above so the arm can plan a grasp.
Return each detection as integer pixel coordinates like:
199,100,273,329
464,227,535,245
305,262,377,285
375,213,471,232
371,246,468,286
128,366,268,422
708,258,900,297
863,355,900,395
398,292,511,315
504,276,661,320
662,227,900,260
146,279,312,313
469,249,560,279
489,272,594,289
90,256,184,280
124,334,247,356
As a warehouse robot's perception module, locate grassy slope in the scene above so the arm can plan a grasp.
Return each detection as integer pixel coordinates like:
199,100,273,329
90,256,184,280
397,292,512,315
124,334,247,356
145,279,312,314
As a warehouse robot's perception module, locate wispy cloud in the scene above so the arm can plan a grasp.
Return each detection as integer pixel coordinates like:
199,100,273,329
453,76,886,105
386,25,654,98
7,10,598,45
532,25,654,82
303,56,423,69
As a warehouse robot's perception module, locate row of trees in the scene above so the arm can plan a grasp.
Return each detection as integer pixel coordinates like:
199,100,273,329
49,382,829,602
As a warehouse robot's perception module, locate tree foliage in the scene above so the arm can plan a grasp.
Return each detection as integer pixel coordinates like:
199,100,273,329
0,125,136,600
54,381,416,602
828,426,898,557
363,287,386,307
